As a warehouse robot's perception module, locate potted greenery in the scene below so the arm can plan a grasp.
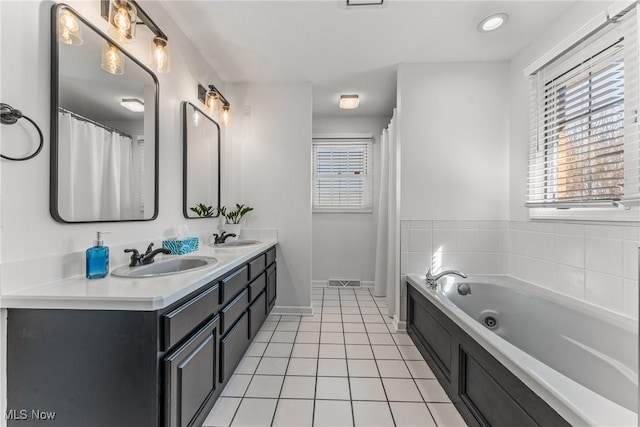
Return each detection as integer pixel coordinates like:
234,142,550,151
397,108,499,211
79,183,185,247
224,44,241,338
217,204,254,237
189,203,217,218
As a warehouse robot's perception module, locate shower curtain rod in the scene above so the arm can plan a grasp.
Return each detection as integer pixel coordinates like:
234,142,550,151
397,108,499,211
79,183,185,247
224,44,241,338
58,107,133,140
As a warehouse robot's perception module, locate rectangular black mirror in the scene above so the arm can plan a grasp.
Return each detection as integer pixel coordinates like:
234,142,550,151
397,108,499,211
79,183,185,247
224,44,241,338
50,4,158,223
183,101,221,219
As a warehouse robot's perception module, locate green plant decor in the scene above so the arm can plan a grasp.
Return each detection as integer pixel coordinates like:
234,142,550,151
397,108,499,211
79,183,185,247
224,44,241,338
218,204,254,224
189,203,217,217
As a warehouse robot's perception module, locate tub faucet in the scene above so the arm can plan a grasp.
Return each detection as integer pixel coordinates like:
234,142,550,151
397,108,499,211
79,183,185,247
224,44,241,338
425,268,467,289
124,243,171,267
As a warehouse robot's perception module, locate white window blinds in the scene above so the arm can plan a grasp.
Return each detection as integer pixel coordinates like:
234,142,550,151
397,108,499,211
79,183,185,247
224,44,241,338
312,138,373,212
527,8,639,208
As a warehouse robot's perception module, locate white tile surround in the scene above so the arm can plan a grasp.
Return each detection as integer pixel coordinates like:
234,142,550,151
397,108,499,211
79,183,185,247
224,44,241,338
400,220,639,319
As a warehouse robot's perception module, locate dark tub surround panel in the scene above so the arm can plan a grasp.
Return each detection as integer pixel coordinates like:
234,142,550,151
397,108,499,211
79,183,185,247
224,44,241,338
406,283,571,427
7,246,277,427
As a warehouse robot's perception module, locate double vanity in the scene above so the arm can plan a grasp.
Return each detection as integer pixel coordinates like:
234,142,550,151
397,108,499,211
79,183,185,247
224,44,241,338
5,240,277,427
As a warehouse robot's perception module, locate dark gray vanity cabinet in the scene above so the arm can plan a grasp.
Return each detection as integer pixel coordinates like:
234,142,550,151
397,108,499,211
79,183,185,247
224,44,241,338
7,246,277,427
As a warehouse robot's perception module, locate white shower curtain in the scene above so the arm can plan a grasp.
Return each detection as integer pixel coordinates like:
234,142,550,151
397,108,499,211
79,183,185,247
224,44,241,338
374,109,399,318
58,112,135,221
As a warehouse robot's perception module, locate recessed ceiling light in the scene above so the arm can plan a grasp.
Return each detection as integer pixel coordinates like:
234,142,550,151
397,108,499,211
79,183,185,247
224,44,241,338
339,94,359,109
477,13,509,32
120,98,144,112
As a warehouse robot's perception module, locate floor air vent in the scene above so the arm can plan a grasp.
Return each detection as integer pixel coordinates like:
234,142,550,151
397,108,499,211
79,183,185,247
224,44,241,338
328,280,361,288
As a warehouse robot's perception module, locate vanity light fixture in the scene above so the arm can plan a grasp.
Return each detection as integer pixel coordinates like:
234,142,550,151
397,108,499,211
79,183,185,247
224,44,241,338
197,83,232,126
477,13,509,32
339,94,359,109
120,98,144,112
101,0,171,73
101,42,124,75
58,8,83,45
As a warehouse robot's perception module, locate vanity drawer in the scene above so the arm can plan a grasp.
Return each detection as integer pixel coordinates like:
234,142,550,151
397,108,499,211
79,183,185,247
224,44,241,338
266,247,276,267
248,272,267,303
162,284,219,351
248,254,266,281
220,289,249,335
220,312,249,383
220,266,248,306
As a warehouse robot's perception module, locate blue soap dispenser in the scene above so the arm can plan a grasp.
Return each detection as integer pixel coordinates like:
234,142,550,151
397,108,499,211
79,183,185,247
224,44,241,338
86,231,110,279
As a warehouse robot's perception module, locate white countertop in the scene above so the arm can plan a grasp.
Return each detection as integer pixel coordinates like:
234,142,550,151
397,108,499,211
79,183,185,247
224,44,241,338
0,239,277,311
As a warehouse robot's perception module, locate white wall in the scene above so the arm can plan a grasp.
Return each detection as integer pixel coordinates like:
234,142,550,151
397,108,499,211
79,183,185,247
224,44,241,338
311,116,390,286
0,0,227,294
225,83,313,313
398,62,510,221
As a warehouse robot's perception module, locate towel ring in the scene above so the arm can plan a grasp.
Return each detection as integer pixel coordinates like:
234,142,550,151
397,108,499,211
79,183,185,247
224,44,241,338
0,103,44,161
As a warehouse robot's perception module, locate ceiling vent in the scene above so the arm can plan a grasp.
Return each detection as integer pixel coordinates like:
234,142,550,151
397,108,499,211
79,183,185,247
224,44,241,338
346,0,383,7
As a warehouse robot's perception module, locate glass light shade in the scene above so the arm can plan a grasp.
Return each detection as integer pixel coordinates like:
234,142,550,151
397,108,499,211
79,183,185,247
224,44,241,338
58,9,83,45
108,0,137,43
150,36,171,73
221,105,231,126
101,43,125,75
206,92,221,113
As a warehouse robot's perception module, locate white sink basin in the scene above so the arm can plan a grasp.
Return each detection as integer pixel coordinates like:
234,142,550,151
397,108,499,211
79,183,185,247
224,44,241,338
111,256,218,278
210,240,261,248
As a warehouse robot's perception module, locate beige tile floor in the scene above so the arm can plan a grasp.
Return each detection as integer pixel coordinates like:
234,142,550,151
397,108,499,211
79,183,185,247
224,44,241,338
203,287,467,427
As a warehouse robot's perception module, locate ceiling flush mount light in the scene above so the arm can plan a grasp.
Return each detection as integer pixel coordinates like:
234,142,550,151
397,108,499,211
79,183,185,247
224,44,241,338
58,8,83,45
101,43,124,75
197,83,232,126
339,94,360,109
477,13,509,32
101,0,171,73
120,98,144,112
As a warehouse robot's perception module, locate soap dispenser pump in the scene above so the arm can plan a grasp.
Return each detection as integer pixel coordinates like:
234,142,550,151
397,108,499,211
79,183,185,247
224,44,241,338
86,231,110,279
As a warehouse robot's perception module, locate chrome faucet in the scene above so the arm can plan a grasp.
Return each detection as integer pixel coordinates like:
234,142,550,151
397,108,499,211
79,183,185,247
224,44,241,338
124,243,171,267
425,268,467,289
213,231,237,245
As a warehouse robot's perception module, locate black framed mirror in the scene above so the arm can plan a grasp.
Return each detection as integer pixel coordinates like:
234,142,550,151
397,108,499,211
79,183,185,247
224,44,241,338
50,4,159,223
182,101,220,219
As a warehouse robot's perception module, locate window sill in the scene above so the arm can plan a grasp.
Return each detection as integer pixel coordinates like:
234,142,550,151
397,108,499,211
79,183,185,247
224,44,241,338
528,206,639,222
313,207,373,214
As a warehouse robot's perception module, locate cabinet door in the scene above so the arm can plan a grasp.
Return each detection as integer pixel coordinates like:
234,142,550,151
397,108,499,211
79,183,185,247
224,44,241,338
220,312,249,383
249,290,267,340
164,316,219,427
266,263,277,311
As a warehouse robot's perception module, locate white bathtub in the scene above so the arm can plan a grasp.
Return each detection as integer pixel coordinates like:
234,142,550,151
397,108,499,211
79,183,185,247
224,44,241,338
406,274,638,427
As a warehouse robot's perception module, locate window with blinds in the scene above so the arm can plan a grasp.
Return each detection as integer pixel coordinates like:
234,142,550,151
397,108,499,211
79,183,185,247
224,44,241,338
527,8,639,211
312,138,373,212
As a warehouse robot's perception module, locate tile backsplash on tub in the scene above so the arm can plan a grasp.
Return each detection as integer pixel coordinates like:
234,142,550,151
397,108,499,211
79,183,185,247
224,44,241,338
508,221,638,319
400,220,639,319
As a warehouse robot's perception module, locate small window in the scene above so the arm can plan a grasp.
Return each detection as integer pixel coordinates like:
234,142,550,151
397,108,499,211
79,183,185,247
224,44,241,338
527,8,639,220
312,137,373,213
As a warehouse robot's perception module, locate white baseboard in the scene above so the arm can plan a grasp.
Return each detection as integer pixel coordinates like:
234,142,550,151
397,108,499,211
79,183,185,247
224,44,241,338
392,315,406,332
271,305,314,316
